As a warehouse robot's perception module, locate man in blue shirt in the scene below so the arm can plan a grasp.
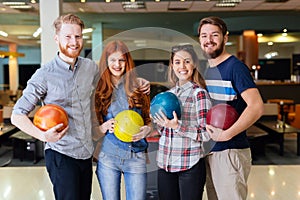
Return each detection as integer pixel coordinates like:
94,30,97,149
198,16,264,200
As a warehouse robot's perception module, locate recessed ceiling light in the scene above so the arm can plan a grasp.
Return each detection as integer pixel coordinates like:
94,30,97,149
215,0,242,7
122,1,146,9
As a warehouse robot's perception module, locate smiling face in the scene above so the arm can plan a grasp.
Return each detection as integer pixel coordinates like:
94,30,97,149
55,23,83,63
198,23,227,59
107,51,126,80
172,50,194,86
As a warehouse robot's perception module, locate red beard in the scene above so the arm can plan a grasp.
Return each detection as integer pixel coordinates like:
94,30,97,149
59,43,83,58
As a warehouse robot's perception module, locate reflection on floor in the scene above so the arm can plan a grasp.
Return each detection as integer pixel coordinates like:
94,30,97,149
1,134,300,199
0,166,110,200
1,165,300,200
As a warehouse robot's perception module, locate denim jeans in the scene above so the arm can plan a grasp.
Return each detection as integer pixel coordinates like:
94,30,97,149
96,138,147,200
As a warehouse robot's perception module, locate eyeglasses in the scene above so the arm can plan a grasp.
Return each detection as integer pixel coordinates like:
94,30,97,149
171,44,194,52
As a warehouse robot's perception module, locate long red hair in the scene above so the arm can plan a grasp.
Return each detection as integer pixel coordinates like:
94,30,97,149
95,40,150,125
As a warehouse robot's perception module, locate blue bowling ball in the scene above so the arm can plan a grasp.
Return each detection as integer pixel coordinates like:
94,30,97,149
150,91,181,119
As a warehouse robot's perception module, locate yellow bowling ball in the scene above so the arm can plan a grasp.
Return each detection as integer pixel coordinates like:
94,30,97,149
114,110,144,142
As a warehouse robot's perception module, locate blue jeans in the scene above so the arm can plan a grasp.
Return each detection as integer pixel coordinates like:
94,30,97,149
96,150,147,200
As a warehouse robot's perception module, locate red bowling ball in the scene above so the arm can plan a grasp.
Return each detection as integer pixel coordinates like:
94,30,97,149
206,104,239,130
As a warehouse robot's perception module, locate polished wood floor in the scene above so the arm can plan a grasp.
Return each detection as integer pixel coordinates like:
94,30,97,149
1,165,300,200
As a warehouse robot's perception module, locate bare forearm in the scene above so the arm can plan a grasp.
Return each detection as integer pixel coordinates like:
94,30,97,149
11,114,45,141
224,100,264,140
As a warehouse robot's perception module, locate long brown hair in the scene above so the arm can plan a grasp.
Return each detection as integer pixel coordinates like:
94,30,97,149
95,40,150,125
168,44,207,89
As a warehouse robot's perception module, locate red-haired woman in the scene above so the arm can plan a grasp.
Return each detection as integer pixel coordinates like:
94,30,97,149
93,40,152,200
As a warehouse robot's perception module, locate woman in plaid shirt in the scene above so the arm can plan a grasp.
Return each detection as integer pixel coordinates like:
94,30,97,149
152,44,212,200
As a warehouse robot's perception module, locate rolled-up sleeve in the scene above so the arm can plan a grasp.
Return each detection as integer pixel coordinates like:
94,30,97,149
12,69,46,115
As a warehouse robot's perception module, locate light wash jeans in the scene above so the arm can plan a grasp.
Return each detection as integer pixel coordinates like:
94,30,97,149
95,138,147,200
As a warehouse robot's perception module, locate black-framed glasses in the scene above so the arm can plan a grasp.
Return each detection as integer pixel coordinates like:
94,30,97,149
171,44,194,52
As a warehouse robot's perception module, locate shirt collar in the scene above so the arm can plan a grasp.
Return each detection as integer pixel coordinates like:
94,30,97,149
175,81,193,94
55,52,79,71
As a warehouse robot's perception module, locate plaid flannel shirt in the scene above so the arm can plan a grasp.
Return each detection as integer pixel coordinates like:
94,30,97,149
156,81,212,172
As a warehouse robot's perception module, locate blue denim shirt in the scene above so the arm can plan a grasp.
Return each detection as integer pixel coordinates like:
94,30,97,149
12,53,100,159
101,82,147,157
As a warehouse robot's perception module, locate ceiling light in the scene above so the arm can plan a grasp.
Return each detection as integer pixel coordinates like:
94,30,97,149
215,3,236,7
0,31,8,37
215,0,242,7
257,33,263,37
33,27,42,38
264,51,278,59
2,1,33,9
122,1,145,9
226,42,233,46
9,5,32,9
17,35,32,39
82,28,93,34
2,2,26,6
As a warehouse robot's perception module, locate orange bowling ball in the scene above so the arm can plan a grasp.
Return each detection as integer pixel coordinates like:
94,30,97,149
33,104,68,131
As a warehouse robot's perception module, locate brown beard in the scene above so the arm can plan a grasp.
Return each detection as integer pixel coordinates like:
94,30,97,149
202,40,225,59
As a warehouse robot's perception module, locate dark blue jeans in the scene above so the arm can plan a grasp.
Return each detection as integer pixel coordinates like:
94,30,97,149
45,149,93,200
158,158,206,200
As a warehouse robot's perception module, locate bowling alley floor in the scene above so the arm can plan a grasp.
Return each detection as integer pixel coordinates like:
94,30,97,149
1,165,300,200
1,135,300,200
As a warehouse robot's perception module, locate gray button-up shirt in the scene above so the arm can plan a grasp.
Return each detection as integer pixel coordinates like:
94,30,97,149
12,53,100,159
